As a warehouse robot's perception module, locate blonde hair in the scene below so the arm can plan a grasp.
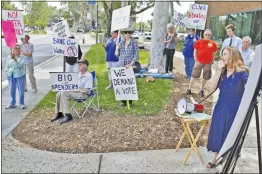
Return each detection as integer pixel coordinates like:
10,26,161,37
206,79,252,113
167,23,174,33
222,46,249,72
12,44,21,59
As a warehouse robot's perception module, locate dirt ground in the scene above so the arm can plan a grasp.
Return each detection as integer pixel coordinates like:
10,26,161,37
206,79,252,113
12,57,214,153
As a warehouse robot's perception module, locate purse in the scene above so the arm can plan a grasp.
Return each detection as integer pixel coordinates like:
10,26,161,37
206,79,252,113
133,61,141,73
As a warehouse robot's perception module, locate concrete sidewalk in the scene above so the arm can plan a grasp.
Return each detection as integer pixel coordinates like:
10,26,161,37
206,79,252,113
1,36,260,173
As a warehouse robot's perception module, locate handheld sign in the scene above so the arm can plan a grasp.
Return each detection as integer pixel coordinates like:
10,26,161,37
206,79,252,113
2,10,25,39
111,5,131,32
50,72,79,92
187,4,208,30
52,37,78,57
2,20,17,48
52,20,71,38
172,11,188,28
111,67,138,101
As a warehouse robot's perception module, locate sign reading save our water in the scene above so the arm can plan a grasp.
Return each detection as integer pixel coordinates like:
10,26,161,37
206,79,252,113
52,37,78,57
110,67,138,101
50,72,79,91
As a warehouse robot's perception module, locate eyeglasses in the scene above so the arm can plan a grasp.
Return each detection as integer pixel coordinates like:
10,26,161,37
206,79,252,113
124,31,132,34
205,34,211,36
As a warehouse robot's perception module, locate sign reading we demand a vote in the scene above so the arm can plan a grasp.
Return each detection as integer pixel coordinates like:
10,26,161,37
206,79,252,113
111,67,138,101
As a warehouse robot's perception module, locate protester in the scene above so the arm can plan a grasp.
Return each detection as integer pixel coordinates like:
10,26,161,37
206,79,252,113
240,36,255,68
220,24,242,55
182,29,200,79
51,59,93,124
105,30,120,89
21,34,37,93
164,23,177,74
115,28,139,107
65,35,83,72
206,46,249,168
186,29,217,97
5,44,26,109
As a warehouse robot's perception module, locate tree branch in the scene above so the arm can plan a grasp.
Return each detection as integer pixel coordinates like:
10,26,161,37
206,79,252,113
131,3,155,15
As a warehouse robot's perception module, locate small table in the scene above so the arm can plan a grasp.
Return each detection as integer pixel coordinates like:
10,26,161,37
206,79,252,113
175,111,211,165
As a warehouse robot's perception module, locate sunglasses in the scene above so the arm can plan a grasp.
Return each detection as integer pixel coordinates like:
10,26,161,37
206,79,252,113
124,31,132,34
205,34,211,36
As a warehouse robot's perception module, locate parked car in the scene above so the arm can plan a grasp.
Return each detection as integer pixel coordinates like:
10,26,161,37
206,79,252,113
132,31,140,39
143,32,152,40
177,33,188,41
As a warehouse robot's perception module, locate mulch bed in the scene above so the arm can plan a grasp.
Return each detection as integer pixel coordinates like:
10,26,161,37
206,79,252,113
12,57,214,153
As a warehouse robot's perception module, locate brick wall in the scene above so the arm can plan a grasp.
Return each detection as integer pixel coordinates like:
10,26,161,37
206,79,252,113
196,1,262,28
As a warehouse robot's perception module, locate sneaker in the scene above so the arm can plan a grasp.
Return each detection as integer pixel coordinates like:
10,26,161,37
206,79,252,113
21,105,26,109
33,89,38,93
105,85,113,90
186,89,191,95
199,90,205,98
5,105,16,109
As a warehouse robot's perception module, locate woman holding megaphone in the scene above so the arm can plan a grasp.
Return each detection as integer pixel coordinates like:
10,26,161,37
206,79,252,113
206,46,249,168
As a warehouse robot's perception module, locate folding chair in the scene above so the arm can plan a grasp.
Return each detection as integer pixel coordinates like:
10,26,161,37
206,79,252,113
70,71,100,118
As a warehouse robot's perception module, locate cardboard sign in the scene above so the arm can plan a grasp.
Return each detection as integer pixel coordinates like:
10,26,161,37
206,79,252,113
187,4,208,30
2,20,17,48
217,44,262,159
172,11,188,28
50,72,79,91
2,10,25,39
52,37,78,57
111,5,131,32
52,20,71,38
111,67,138,101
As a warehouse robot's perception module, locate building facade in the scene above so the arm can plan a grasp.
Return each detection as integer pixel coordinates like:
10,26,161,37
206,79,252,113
196,1,262,45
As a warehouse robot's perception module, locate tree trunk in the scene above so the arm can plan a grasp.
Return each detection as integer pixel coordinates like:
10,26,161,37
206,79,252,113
148,2,169,72
170,2,174,22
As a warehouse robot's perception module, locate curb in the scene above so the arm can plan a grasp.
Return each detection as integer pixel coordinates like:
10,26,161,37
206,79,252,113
1,54,61,90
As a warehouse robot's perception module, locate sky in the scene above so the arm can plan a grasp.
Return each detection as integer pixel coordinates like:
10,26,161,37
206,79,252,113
11,1,194,22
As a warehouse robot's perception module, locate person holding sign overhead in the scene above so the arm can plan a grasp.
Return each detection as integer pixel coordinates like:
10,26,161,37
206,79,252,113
206,47,249,168
50,59,93,124
5,44,26,109
21,34,37,93
104,30,120,89
115,28,139,107
65,35,83,72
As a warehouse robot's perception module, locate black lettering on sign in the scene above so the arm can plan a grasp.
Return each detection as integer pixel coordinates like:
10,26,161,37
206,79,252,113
116,89,121,95
121,87,137,94
113,69,126,77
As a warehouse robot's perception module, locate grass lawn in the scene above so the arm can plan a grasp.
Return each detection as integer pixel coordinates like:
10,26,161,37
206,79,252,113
35,43,173,116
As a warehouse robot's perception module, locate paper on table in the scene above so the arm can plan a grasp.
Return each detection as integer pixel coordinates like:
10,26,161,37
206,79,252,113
190,112,211,121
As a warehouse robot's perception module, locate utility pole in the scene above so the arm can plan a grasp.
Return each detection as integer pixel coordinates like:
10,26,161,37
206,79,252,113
96,3,98,43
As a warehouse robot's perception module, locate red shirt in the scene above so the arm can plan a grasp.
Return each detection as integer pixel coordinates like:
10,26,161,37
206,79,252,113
194,39,217,64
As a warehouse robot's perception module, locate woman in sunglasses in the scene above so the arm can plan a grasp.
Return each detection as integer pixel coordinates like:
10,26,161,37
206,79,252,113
115,28,139,107
206,46,249,168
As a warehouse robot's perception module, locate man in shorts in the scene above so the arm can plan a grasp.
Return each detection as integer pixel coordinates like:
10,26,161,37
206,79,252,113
104,30,120,89
186,29,217,97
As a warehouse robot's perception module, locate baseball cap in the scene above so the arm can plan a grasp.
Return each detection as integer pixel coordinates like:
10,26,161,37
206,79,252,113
77,59,89,66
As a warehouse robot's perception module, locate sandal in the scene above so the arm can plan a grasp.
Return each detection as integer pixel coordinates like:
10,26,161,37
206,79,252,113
206,162,216,168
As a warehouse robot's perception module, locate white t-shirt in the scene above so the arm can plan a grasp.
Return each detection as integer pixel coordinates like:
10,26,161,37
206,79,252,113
78,71,93,91
21,42,34,64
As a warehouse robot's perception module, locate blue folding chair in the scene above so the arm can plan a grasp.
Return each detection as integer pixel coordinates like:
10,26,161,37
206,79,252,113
70,71,100,118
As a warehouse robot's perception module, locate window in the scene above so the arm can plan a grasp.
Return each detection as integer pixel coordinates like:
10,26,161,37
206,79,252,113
209,10,262,45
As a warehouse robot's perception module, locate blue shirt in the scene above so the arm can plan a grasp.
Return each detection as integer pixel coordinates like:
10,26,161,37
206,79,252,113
240,48,255,68
220,35,242,56
118,38,139,67
105,37,120,62
183,34,200,58
21,42,34,64
5,55,25,78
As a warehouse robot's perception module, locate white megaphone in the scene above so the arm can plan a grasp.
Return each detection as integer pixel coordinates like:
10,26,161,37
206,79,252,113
177,98,204,115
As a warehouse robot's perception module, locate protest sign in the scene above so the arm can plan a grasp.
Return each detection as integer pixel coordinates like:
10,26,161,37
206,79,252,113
187,4,208,30
52,37,78,57
111,5,131,32
111,67,138,101
172,11,188,28
52,20,71,38
2,10,24,39
50,72,79,92
2,20,17,48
